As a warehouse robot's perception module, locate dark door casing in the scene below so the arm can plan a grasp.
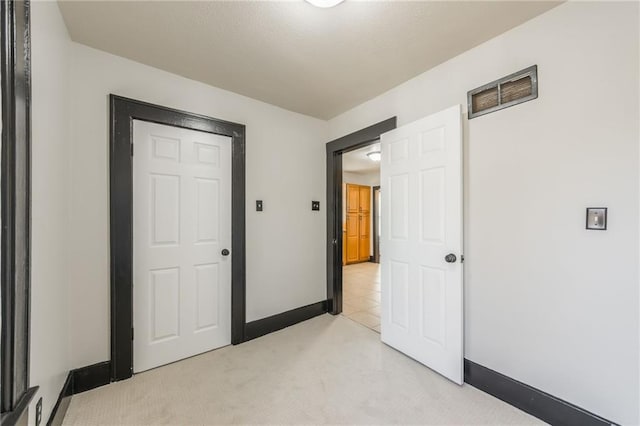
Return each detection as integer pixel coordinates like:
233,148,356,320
325,118,396,315
109,95,247,381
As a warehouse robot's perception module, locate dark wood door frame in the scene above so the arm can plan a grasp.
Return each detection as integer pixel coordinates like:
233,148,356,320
109,95,246,381
372,185,381,264
325,118,396,315
1,0,39,421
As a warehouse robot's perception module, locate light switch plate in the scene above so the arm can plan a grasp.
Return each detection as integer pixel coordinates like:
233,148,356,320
586,207,607,230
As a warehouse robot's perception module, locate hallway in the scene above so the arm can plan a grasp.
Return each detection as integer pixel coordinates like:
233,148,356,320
342,262,380,332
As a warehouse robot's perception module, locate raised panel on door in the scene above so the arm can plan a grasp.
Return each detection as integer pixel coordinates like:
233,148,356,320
359,214,371,261
359,185,371,213
194,263,219,332
389,260,409,330
346,213,360,263
347,184,360,214
133,120,232,373
149,267,180,342
150,174,180,246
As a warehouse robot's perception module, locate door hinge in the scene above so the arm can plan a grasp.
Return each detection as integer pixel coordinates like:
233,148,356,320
130,143,134,156
131,327,134,340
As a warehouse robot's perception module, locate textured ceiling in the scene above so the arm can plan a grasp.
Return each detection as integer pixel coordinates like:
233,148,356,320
57,1,561,119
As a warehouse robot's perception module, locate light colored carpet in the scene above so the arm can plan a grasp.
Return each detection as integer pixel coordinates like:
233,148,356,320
64,315,545,425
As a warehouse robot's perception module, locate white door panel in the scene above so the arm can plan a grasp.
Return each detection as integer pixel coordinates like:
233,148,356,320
133,120,232,373
380,105,463,384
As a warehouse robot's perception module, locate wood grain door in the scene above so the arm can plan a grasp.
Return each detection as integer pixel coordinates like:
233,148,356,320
359,186,371,261
347,184,360,214
345,183,372,264
345,213,360,263
359,185,371,213
359,212,370,261
346,184,361,263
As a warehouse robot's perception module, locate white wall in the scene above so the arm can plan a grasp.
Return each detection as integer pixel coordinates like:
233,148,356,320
66,40,328,368
329,2,639,424
28,2,73,423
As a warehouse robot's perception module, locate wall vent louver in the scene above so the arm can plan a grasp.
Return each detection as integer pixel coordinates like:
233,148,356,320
467,65,538,119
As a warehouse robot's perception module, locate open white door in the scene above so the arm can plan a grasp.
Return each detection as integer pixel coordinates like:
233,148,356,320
133,120,232,373
380,105,463,384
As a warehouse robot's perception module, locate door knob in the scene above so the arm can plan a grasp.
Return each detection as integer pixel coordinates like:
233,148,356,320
221,249,230,256
445,253,457,263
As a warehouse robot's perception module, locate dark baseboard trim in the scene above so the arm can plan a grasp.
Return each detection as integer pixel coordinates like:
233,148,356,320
0,386,38,426
369,256,374,262
464,359,616,426
71,361,111,394
245,300,328,341
46,361,111,426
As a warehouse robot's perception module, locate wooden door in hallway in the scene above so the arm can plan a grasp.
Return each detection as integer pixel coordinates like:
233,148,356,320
345,183,371,264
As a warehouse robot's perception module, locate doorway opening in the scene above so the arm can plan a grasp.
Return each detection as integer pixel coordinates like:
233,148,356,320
326,106,463,385
325,117,396,321
341,144,381,332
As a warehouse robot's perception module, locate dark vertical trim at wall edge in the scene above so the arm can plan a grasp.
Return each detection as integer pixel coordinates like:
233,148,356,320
46,361,112,426
244,300,328,341
1,0,33,418
464,359,617,426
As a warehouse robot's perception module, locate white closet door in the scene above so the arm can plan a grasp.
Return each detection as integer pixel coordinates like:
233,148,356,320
133,120,232,373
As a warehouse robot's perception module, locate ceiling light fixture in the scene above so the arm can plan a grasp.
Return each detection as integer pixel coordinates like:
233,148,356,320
305,0,345,8
367,151,381,162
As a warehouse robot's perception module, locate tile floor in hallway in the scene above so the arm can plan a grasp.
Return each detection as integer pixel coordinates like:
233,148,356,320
63,315,544,425
342,262,380,332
